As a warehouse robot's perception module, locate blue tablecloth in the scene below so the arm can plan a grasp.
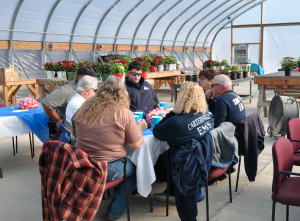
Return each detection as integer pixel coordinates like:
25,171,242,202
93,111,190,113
0,104,49,142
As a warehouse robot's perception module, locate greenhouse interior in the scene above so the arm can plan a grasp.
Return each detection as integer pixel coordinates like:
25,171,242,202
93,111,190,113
0,0,300,220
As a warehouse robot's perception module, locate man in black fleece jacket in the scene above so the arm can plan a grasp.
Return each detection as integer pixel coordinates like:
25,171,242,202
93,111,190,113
125,61,159,116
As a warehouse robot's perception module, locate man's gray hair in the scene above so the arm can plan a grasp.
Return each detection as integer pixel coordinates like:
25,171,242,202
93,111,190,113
214,74,232,87
76,76,98,92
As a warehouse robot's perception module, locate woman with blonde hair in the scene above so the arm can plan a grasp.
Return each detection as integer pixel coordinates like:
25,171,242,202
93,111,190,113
153,81,214,221
72,76,147,220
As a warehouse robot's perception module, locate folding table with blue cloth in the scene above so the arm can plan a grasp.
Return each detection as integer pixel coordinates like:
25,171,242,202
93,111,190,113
0,103,49,159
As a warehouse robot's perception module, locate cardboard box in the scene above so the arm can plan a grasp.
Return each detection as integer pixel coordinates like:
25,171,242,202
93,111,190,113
0,66,19,82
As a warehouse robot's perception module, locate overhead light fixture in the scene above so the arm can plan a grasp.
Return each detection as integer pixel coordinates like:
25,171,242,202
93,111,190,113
99,44,104,49
186,47,189,50
135,45,139,50
49,43,55,51
163,46,167,50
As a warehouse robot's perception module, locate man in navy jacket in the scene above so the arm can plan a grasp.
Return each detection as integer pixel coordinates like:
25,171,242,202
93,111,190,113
125,61,159,115
205,74,246,184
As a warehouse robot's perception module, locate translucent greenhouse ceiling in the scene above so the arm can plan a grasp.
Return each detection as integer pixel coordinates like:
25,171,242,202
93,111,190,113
0,0,300,77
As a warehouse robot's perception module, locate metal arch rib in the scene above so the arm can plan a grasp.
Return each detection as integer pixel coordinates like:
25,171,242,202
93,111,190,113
113,0,145,53
42,0,61,63
93,0,121,61
201,1,254,61
172,0,216,52
201,0,258,53
70,0,94,61
146,0,182,52
131,0,165,55
9,0,24,65
210,1,267,51
160,0,201,53
192,0,243,52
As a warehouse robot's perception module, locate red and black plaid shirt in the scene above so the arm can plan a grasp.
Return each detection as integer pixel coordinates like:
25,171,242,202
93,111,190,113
39,140,107,221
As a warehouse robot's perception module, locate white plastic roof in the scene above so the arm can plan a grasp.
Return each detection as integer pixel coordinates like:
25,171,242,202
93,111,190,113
0,0,265,47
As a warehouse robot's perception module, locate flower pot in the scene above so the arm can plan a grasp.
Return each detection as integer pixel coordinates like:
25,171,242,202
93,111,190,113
158,65,164,72
102,72,113,81
192,75,199,83
57,71,66,80
185,75,192,81
170,64,176,70
164,64,169,71
150,66,157,72
236,73,241,79
113,73,123,80
285,68,292,76
221,66,225,70
46,71,55,79
231,72,237,80
243,72,248,78
67,72,76,81
142,71,148,80
227,73,231,79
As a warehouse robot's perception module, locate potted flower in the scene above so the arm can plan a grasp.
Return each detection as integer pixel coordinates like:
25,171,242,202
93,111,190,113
185,74,192,81
176,62,180,70
55,61,67,80
281,57,296,76
156,56,165,72
77,60,92,69
231,66,239,80
111,63,125,80
220,59,229,69
192,69,200,82
203,60,214,69
64,61,77,81
91,62,102,81
242,69,248,78
141,61,150,80
43,62,56,79
214,61,220,70
100,63,112,81
297,57,300,68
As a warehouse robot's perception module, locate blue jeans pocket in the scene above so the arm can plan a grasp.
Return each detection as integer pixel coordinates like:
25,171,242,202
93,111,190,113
107,160,124,181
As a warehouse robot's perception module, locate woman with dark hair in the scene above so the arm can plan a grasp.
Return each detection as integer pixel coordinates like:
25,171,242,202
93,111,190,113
72,76,147,220
199,69,216,92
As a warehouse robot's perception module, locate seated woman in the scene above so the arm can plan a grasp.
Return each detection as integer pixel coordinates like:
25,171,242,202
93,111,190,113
199,69,216,92
71,76,147,220
153,81,214,221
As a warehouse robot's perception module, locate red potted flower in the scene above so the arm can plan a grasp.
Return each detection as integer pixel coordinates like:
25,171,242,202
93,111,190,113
111,63,125,80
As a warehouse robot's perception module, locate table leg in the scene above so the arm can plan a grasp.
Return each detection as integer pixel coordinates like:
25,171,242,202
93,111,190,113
39,84,45,100
250,81,252,103
33,84,38,99
263,89,268,117
11,85,21,104
3,85,9,106
257,85,264,117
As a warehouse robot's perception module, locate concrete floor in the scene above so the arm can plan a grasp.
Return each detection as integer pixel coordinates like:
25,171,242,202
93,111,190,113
0,81,300,221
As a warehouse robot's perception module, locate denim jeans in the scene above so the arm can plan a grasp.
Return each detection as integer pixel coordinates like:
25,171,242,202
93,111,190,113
106,157,137,218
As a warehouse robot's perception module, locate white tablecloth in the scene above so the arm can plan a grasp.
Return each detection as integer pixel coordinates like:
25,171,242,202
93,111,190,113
0,116,31,139
126,135,169,197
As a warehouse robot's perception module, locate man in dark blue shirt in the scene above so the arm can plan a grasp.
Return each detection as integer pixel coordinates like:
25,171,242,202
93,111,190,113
205,74,245,128
125,61,159,115
205,74,246,184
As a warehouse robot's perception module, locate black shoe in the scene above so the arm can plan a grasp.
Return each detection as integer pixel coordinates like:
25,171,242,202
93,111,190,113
105,214,119,220
207,173,227,185
226,167,237,175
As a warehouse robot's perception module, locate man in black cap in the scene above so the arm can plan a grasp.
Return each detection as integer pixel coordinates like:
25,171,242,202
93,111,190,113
42,66,99,130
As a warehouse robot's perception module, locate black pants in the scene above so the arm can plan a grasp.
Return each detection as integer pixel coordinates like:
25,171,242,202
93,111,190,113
174,184,198,221
154,151,175,196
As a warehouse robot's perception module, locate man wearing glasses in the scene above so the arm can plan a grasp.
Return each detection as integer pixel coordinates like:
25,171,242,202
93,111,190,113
205,74,245,128
125,61,159,116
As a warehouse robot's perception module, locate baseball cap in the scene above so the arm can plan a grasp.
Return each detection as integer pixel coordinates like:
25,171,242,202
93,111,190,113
77,66,99,77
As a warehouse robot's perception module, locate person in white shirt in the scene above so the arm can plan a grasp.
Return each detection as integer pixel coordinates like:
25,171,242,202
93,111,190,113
58,76,98,144
65,76,98,125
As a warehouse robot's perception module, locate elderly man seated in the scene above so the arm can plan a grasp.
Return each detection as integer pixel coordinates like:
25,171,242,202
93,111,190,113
58,75,98,144
42,66,99,130
125,60,159,116
205,74,246,184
